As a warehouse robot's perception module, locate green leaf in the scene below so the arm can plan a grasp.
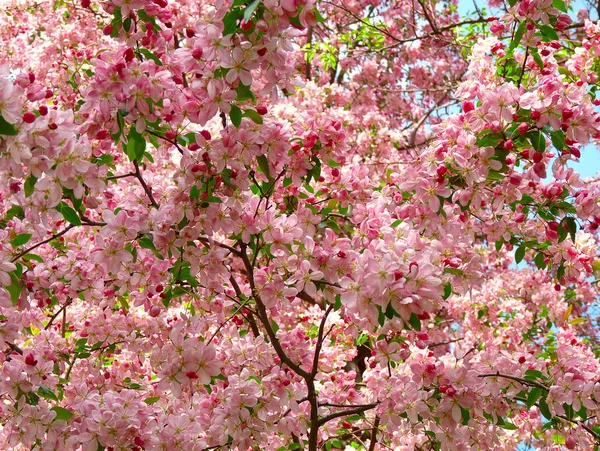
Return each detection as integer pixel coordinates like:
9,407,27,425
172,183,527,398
443,267,464,276
6,273,22,305
139,49,163,66
527,387,543,408
243,0,260,22
501,420,518,430
230,105,242,128
408,312,421,331
515,246,526,264
235,83,255,102
144,396,161,405
11,233,32,247
137,9,157,25
539,25,559,42
51,406,74,421
552,434,566,445
138,235,157,251
534,252,546,269
22,253,43,262
38,385,59,401
270,318,280,333
552,0,567,12
530,47,544,69
550,130,566,151
460,406,470,425
24,175,37,197
222,9,243,36
564,217,576,242
442,282,452,300
495,239,504,251
243,109,263,124
0,114,18,136
509,21,527,52
257,155,271,180
528,130,546,153
125,128,146,162
55,202,81,226
524,369,544,380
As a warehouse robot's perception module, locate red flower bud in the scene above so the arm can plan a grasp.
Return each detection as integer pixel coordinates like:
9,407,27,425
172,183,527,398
23,112,36,123
462,101,475,113
25,353,38,366
192,47,203,60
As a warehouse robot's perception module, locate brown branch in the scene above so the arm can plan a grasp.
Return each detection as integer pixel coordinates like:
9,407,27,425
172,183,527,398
133,160,159,209
297,290,325,309
145,129,184,154
106,172,136,181
306,26,314,81
239,243,311,380
478,372,549,391
312,304,334,376
368,416,380,451
228,275,260,338
45,298,73,330
11,225,75,262
318,403,379,426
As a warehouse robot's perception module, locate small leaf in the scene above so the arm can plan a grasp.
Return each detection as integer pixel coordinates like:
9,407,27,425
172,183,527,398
408,312,421,331
139,49,163,66
495,239,504,251
38,385,59,402
528,130,546,153
530,47,544,69
534,252,546,269
539,25,559,42
235,83,255,102
568,317,587,325
443,267,464,276
564,217,577,243
527,387,543,408
0,114,18,136
243,0,260,22
524,369,544,380
442,282,452,300
552,0,567,12
257,155,271,180
143,396,161,405
243,109,263,124
230,105,242,128
6,273,22,305
515,246,526,264
11,233,32,247
51,406,74,421
509,21,527,52
501,421,518,430
270,319,280,333
55,202,81,226
24,175,37,197
125,128,146,162
550,130,566,151
22,254,43,262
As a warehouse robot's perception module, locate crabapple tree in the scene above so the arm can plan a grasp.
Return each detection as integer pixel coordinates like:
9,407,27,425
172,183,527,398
2,0,600,450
